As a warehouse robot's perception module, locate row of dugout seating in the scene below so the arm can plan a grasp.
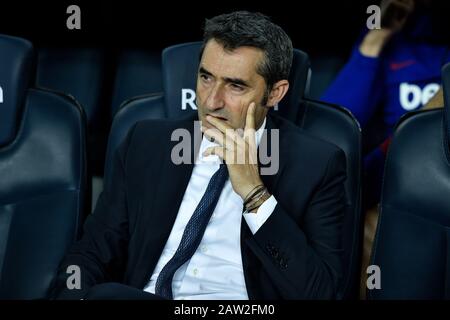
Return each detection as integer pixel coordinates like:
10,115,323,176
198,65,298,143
35,46,341,125
0,35,87,299
2,32,448,300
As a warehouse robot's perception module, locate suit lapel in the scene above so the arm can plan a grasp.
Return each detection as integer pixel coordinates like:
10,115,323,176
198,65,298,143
137,114,200,287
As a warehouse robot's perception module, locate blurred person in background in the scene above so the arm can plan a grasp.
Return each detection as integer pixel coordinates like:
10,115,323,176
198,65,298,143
320,0,449,298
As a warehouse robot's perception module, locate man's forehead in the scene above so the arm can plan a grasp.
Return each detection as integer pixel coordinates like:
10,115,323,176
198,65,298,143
200,40,264,80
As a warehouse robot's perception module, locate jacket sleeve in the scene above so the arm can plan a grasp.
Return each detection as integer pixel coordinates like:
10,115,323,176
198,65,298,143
49,125,137,300
321,45,384,128
245,149,347,299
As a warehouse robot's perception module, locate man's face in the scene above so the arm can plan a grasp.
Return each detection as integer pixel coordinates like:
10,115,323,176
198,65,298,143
196,39,269,131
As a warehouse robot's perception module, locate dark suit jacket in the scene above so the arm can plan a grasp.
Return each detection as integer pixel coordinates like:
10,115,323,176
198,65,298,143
51,113,347,300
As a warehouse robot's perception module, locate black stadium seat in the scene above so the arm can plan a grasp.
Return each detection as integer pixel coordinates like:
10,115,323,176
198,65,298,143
36,47,109,176
0,34,87,299
297,98,362,299
36,48,107,127
111,49,163,117
307,54,345,100
368,63,450,299
162,42,200,119
104,94,165,181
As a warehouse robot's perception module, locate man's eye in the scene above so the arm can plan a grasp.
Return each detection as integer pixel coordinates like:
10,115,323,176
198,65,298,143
200,74,211,82
230,84,244,91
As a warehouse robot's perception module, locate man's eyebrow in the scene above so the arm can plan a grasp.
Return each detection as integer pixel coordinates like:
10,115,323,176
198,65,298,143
199,67,213,76
199,66,250,87
224,77,250,87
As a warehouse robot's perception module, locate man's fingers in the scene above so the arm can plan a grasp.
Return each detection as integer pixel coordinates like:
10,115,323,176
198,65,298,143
202,126,239,155
201,126,224,146
244,102,257,147
245,102,256,131
205,116,239,143
205,115,231,133
203,146,226,161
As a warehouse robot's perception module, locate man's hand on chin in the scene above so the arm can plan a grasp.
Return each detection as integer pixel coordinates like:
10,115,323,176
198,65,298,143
201,102,267,202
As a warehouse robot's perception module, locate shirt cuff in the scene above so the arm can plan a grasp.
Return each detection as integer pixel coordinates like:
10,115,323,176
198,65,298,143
243,195,277,234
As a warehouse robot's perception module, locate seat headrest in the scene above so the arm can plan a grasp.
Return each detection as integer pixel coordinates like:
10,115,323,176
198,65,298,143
162,42,310,122
162,42,201,119
0,34,34,146
277,49,310,121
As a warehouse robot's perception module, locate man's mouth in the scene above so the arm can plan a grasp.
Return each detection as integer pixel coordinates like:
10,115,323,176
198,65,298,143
207,114,227,121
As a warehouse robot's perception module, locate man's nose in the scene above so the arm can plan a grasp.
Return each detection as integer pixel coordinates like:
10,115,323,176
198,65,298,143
205,84,225,111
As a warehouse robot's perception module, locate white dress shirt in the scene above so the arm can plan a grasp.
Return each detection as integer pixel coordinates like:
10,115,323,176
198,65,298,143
143,118,278,300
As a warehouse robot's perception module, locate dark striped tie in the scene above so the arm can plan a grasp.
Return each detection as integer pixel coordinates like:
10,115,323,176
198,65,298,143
155,164,229,299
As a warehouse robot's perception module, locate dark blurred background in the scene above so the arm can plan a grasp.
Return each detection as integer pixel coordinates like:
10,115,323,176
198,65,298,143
0,0,374,54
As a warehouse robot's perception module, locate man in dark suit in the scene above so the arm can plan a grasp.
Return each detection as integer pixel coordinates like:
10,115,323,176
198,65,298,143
51,11,346,300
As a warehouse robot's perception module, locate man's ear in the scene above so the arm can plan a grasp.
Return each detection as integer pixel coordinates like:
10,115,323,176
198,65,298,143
266,80,289,107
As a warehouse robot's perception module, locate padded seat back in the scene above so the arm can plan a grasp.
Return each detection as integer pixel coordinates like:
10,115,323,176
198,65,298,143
111,50,163,117
0,34,86,299
369,63,450,299
297,99,362,299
